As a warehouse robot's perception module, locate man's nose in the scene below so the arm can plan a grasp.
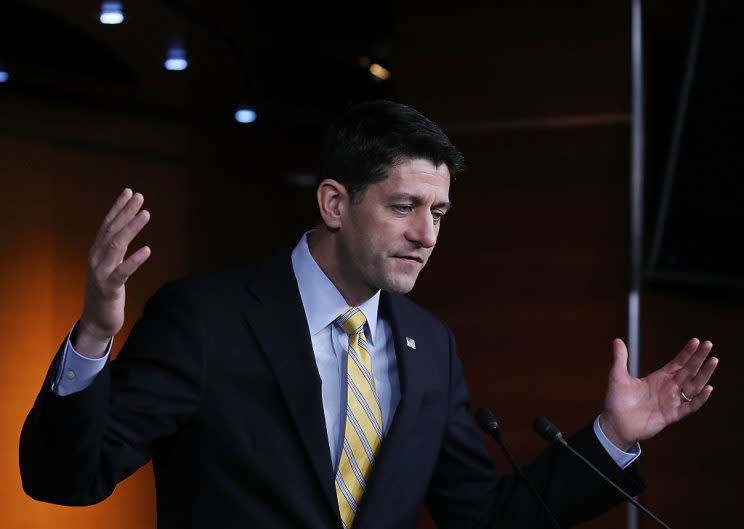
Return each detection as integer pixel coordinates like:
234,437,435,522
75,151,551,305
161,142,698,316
407,211,437,248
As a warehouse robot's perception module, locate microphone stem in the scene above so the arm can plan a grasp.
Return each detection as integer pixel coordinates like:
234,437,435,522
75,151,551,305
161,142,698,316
495,435,563,529
555,437,672,529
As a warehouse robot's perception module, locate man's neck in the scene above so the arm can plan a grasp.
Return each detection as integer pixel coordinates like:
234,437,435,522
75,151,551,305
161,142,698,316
307,228,376,307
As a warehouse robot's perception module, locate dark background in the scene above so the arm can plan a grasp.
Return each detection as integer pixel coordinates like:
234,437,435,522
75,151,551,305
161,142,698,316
1,1,740,528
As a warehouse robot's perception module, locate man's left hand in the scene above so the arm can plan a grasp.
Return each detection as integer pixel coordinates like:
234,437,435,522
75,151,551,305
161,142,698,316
599,338,718,451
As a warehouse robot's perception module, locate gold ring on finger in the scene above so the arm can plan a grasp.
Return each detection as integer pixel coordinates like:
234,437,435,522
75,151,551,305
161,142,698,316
680,390,693,403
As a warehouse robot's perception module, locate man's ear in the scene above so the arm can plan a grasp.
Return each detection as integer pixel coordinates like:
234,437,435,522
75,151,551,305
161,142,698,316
316,179,348,230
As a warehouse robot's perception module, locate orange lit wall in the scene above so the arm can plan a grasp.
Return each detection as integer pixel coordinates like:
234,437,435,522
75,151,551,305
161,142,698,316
0,131,191,528
0,79,317,528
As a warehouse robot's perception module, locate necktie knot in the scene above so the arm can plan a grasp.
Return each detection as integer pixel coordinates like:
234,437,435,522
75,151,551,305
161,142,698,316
335,307,367,337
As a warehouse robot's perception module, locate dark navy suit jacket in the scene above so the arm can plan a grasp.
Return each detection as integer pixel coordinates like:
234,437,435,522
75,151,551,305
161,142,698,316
20,249,645,528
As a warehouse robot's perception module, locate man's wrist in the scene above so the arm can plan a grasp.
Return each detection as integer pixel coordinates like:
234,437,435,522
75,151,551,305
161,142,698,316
598,412,635,452
73,319,112,359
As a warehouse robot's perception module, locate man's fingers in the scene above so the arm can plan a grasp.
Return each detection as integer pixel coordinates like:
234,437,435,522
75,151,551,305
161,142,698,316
98,188,133,236
91,209,150,271
109,245,152,287
685,384,714,414
687,340,713,373
102,191,145,242
676,340,713,381
97,209,151,272
685,356,719,397
112,209,150,254
610,338,630,380
666,338,701,372
92,191,144,264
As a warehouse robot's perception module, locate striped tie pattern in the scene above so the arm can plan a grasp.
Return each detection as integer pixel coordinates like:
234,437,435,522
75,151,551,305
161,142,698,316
334,307,383,528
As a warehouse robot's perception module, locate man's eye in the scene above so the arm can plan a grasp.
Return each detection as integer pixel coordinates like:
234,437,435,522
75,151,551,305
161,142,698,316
393,205,413,214
432,210,446,223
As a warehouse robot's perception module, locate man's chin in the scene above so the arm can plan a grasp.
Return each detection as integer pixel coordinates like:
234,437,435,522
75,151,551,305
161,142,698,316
380,274,418,294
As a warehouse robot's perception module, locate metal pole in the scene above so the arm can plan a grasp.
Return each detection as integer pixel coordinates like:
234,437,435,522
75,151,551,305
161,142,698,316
628,0,644,528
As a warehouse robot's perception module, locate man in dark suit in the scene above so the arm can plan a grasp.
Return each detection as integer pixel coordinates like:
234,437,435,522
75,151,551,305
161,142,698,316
20,101,717,528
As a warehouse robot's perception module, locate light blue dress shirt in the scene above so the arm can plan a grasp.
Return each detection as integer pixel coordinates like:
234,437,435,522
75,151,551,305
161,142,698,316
54,233,639,469
290,232,400,469
52,320,111,396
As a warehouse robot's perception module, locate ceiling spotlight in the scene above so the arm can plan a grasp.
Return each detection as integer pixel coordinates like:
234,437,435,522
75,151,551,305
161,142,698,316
234,106,257,124
369,63,390,81
100,2,124,25
164,45,188,71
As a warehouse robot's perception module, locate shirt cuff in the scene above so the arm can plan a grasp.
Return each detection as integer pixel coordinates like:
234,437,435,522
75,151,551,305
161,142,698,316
593,415,641,469
52,321,112,396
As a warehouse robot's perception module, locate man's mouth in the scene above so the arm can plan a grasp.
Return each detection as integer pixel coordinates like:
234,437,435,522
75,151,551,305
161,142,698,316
395,255,424,263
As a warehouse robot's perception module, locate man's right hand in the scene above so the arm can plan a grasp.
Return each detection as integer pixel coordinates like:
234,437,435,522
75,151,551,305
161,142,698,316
74,188,151,359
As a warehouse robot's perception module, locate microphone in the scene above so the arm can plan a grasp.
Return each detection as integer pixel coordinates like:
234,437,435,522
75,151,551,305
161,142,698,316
475,408,562,529
532,417,672,529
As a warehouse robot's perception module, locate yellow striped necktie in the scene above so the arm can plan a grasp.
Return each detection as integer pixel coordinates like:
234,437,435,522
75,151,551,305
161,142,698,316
334,307,383,529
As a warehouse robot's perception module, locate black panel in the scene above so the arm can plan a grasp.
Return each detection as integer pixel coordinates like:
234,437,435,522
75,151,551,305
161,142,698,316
646,1,744,290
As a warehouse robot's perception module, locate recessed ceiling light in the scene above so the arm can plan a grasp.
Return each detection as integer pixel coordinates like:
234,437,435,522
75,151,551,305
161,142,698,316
235,106,257,123
165,46,188,71
100,2,124,25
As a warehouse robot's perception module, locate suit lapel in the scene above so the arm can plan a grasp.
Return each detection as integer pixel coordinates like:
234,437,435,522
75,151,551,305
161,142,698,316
240,250,339,517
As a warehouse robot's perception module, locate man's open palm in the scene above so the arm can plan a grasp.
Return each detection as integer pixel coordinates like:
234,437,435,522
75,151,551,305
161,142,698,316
77,188,151,357
600,338,718,449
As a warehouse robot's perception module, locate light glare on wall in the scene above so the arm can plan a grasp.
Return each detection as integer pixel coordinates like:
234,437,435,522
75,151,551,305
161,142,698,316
369,63,390,81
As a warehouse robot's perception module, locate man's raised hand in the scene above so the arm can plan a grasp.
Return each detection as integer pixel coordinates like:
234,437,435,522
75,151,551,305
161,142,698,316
599,338,718,451
75,188,151,358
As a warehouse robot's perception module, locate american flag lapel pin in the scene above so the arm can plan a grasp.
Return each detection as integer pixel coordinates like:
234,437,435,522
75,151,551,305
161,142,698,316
406,337,416,349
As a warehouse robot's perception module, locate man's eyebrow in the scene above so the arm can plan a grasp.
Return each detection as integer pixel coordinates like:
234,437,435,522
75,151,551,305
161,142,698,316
389,193,452,211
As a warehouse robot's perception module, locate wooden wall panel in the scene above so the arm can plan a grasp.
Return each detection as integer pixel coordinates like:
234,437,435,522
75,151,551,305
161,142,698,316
395,2,642,528
395,2,735,528
639,292,742,528
408,125,632,529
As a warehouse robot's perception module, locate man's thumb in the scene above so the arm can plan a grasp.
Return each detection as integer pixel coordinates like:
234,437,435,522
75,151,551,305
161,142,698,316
610,338,630,379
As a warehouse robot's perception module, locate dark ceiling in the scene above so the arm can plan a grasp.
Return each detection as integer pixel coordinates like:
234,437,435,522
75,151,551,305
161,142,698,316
0,0,393,125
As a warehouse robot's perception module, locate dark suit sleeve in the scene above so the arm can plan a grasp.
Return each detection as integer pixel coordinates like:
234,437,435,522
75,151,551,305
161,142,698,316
425,326,646,529
19,280,205,505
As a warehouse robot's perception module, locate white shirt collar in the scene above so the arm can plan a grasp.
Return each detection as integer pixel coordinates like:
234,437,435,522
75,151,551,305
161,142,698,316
291,231,380,344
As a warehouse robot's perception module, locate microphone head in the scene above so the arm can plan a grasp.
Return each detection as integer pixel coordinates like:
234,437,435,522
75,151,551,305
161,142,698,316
532,416,563,443
475,408,501,436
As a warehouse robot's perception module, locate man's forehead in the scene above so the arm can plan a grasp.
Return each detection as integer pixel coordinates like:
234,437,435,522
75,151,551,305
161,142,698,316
386,160,449,186
391,157,451,176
